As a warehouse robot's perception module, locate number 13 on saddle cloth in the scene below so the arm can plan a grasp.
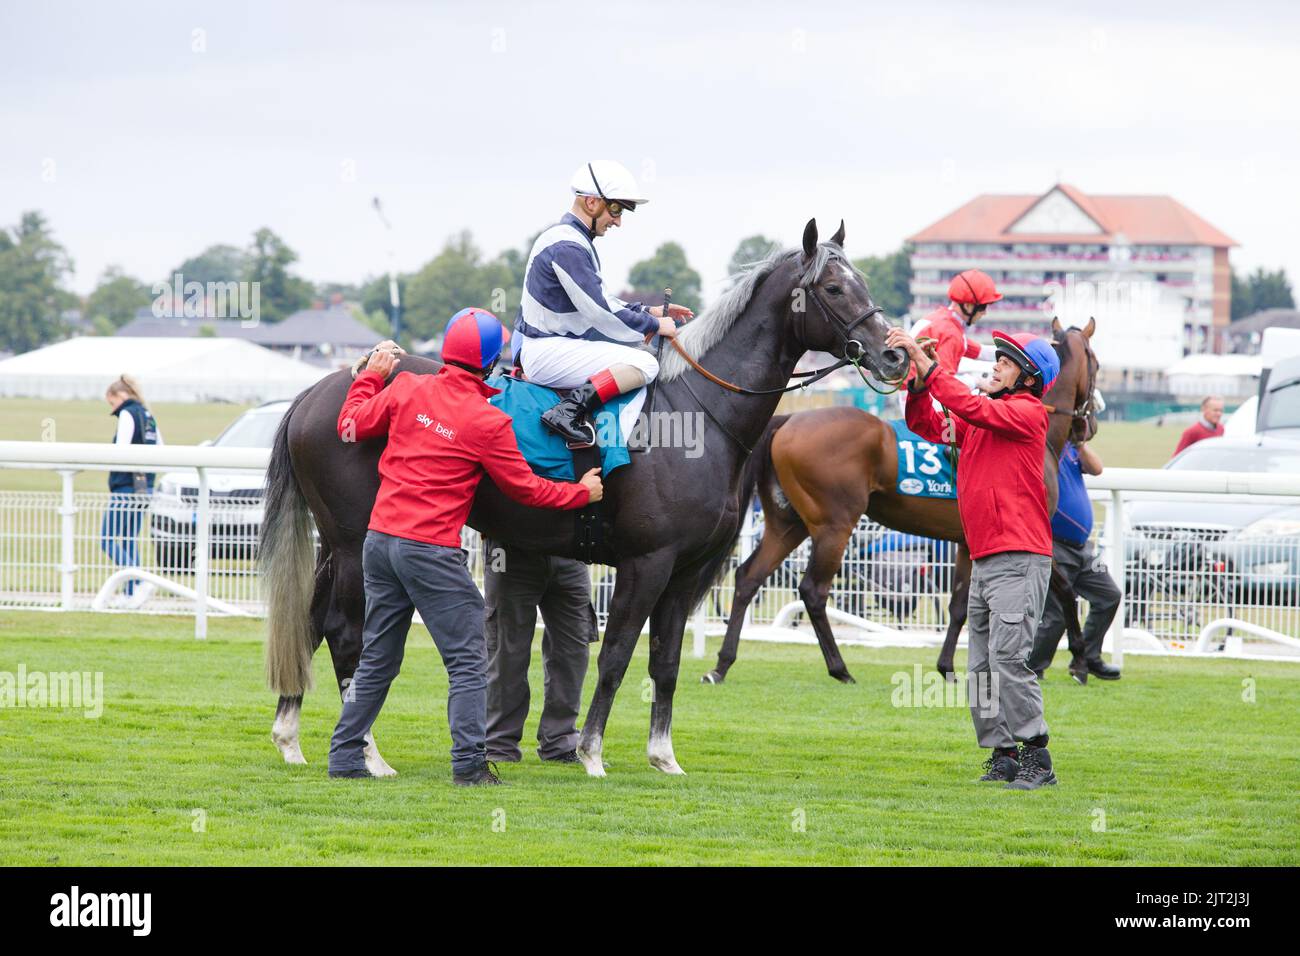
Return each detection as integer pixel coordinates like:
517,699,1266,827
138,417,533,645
888,419,957,499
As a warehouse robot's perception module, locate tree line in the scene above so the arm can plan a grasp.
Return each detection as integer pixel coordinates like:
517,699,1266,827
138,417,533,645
10,207,1286,356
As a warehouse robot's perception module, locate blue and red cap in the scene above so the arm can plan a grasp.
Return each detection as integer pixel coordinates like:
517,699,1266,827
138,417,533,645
441,308,506,370
991,329,1060,396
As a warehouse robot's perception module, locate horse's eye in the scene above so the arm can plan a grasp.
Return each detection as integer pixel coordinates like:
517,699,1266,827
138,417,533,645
826,284,842,295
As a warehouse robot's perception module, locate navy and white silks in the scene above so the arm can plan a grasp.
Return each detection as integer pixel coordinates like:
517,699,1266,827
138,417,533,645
513,213,661,437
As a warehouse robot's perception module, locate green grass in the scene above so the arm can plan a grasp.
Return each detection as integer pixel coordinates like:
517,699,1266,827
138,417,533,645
0,398,253,492
1088,421,1184,471
1,611,1296,866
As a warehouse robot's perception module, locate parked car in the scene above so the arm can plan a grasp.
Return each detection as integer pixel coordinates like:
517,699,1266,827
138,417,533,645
1125,435,1300,631
149,401,289,570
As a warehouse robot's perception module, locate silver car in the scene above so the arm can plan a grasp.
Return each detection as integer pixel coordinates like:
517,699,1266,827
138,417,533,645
148,401,289,570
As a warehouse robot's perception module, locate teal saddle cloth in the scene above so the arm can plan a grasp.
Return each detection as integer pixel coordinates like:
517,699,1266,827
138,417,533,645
887,419,957,499
487,373,634,480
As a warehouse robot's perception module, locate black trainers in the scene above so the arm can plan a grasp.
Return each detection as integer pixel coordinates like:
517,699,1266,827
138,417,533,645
540,750,582,764
328,767,376,779
1087,658,1122,681
979,751,1020,782
1005,745,1058,790
453,762,503,787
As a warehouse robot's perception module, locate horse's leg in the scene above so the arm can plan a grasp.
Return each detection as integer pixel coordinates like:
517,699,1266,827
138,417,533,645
704,516,806,685
272,550,331,764
646,574,701,773
576,551,676,778
321,543,397,777
936,543,972,680
798,522,858,684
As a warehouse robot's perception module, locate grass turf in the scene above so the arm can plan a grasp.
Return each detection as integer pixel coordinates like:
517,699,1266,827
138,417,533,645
1,611,1296,866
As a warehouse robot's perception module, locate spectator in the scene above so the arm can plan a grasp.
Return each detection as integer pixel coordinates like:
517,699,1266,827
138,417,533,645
102,374,162,607
1173,395,1225,457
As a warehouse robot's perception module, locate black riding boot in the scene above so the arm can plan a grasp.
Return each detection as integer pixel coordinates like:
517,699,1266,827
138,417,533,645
540,381,604,448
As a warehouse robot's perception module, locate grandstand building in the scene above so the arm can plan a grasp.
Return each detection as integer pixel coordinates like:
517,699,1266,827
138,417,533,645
907,184,1236,354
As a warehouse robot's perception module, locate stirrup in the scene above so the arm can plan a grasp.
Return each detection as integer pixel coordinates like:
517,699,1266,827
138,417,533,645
565,421,597,450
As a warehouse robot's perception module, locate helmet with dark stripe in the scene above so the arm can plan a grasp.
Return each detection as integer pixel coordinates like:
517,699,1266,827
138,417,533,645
441,308,506,371
991,329,1060,397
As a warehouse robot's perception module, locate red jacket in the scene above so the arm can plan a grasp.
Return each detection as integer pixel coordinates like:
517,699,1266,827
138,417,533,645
904,306,982,388
905,365,1052,560
338,365,590,547
1174,420,1223,457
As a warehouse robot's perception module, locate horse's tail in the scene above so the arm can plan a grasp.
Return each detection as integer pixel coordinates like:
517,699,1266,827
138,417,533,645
688,415,789,610
260,392,316,697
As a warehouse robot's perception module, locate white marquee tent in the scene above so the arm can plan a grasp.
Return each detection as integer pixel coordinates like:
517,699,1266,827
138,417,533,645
0,337,333,403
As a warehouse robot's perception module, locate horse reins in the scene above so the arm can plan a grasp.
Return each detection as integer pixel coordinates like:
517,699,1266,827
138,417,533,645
664,285,903,398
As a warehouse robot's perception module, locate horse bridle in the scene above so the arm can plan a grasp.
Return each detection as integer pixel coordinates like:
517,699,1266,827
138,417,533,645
667,279,897,398
1048,329,1098,435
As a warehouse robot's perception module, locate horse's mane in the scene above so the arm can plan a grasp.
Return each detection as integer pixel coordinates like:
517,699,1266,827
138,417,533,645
658,242,853,382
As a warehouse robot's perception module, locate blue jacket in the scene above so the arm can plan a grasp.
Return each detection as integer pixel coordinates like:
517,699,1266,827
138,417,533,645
515,213,658,346
1052,443,1093,546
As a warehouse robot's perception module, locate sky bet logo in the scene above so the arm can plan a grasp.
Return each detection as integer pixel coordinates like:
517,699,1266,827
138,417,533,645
416,413,456,442
49,885,151,936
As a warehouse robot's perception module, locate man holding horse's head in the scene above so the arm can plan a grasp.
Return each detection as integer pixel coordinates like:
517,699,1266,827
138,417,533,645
887,323,1062,791
327,309,603,787
514,160,693,448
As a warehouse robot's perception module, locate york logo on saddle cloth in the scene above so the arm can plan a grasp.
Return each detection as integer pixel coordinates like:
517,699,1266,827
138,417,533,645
416,413,456,442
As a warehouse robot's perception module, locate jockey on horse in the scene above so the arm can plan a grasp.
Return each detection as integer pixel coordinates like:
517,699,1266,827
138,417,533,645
514,160,694,447
904,269,1001,394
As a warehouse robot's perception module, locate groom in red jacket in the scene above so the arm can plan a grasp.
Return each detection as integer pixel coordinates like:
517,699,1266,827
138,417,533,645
328,309,601,786
888,323,1061,790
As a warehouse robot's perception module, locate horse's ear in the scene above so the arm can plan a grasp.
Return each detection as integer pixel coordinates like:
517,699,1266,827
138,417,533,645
1050,315,1064,338
830,219,846,247
1084,316,1096,339
802,218,818,259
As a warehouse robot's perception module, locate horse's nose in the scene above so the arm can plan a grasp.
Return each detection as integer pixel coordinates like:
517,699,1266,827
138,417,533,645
883,347,907,370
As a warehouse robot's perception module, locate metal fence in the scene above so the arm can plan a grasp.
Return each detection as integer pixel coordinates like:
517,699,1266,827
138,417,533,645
2,442,1298,663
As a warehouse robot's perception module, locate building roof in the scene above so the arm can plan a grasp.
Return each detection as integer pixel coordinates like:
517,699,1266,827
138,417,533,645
116,306,377,349
908,184,1237,247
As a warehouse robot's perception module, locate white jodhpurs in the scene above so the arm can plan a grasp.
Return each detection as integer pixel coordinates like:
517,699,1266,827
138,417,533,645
519,337,659,439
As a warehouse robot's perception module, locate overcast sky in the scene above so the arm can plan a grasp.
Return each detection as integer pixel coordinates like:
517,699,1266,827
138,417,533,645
3,0,1297,304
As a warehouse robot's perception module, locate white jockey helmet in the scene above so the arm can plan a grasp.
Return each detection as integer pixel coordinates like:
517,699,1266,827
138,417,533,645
570,160,649,207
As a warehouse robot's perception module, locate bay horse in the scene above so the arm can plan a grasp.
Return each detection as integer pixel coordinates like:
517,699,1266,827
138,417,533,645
703,317,1099,685
259,219,909,778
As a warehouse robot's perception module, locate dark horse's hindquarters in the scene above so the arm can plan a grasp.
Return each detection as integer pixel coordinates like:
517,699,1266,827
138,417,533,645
260,219,910,777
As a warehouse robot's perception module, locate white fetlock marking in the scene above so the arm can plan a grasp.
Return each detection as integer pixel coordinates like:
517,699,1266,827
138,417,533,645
577,735,606,778
363,732,398,777
271,708,307,765
647,733,685,775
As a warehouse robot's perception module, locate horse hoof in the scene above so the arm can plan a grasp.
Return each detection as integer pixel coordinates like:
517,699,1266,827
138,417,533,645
700,670,724,685
649,757,686,775
832,672,856,685
577,748,606,778
272,734,307,765
364,753,398,777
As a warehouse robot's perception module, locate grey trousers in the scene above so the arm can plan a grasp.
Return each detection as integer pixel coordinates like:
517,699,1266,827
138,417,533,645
329,530,488,777
967,550,1051,749
1028,537,1122,672
482,539,596,761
